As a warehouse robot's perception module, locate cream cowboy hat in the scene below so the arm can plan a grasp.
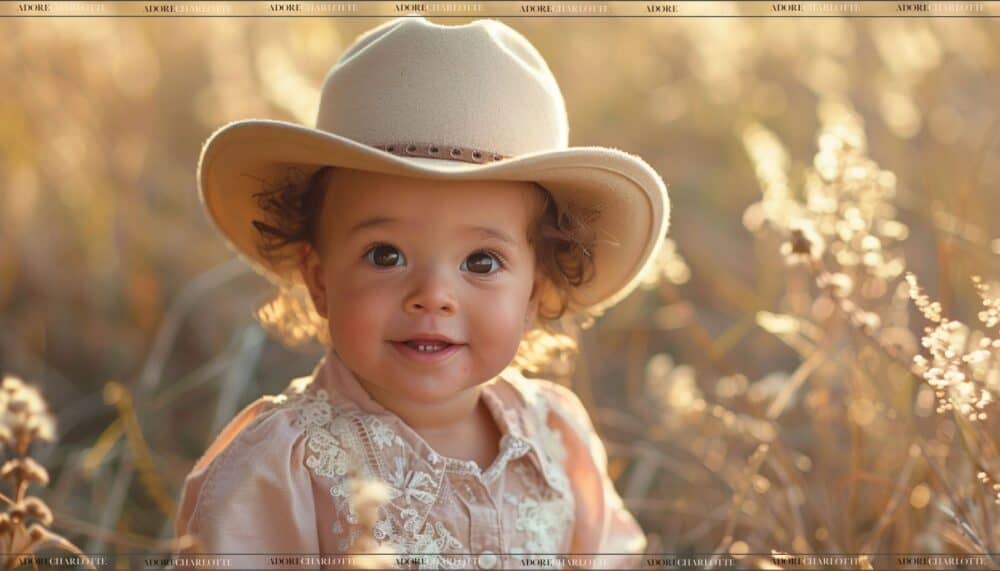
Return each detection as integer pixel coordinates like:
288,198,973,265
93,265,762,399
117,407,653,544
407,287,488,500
197,16,670,316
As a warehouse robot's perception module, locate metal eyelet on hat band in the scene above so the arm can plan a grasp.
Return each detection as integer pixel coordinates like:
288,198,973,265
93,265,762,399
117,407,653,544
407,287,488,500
373,143,510,165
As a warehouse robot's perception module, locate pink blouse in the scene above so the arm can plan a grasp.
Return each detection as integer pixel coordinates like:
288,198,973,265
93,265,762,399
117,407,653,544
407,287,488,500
174,350,645,569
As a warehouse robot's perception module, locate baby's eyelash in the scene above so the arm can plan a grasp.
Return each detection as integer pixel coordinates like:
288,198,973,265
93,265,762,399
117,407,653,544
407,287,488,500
478,249,508,270
362,241,397,258
362,243,509,271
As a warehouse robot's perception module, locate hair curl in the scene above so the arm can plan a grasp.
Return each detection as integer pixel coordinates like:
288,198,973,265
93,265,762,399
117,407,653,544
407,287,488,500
249,165,602,377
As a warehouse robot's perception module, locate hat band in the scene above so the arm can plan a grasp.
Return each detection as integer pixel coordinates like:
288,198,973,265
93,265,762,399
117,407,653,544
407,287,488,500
373,142,510,165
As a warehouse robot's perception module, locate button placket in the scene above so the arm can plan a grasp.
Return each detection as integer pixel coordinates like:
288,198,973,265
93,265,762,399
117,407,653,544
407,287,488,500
459,473,504,570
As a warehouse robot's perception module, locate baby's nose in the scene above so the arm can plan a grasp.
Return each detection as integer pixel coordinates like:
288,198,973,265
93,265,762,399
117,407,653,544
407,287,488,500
403,272,458,316
406,298,456,315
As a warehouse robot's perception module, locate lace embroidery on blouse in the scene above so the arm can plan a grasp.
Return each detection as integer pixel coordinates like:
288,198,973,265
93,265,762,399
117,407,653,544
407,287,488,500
501,375,576,554
286,382,459,561
281,373,576,563
511,493,574,553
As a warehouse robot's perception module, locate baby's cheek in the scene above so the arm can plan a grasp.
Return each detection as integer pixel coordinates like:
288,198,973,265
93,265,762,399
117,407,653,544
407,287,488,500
471,296,526,365
326,287,388,356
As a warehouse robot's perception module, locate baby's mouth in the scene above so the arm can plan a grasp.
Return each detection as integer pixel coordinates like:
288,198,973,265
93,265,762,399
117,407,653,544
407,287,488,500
403,340,453,353
391,336,466,354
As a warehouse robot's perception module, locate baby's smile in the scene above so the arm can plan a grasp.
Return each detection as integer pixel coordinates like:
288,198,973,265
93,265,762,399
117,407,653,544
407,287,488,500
389,333,468,364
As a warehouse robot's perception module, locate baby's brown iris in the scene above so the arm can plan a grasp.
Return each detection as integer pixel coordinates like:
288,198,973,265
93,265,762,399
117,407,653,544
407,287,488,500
369,245,401,266
466,252,496,274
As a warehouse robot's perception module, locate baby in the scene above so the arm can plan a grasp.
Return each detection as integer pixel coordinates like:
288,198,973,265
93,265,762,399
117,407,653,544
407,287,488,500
175,15,668,570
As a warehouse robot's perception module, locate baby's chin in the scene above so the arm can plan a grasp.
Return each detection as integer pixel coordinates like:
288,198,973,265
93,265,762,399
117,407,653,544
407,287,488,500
381,366,492,403
391,382,479,406
368,362,505,403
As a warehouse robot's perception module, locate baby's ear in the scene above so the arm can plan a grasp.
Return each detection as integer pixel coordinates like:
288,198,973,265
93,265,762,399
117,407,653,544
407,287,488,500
298,243,328,318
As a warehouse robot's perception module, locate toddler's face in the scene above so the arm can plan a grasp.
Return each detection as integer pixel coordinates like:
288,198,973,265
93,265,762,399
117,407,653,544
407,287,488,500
300,167,542,405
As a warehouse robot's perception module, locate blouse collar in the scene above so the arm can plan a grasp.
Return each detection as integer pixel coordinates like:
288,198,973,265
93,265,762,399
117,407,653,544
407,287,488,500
312,349,536,481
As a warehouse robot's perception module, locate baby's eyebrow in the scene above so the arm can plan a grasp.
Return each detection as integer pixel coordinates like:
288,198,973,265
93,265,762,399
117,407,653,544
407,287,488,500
465,225,518,246
349,216,397,235
348,217,518,246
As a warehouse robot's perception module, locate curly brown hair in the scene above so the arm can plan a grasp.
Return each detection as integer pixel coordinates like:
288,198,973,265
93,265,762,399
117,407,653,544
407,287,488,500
249,165,602,376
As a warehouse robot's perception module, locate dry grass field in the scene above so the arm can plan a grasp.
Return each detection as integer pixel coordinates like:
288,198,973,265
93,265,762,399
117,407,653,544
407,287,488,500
1,15,998,568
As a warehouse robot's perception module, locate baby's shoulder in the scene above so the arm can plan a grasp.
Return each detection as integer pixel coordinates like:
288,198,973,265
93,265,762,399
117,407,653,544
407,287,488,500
186,374,320,476
175,374,330,545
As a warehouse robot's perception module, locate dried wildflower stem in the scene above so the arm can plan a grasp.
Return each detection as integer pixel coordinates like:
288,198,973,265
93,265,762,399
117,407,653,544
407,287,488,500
344,467,395,569
149,346,233,411
952,410,993,476
136,258,249,396
756,310,825,358
604,424,726,487
907,272,997,429
628,498,731,519
621,438,729,486
808,258,923,382
938,516,984,554
81,419,123,478
77,261,250,553
624,328,652,419
934,232,955,319
950,411,998,552
748,504,786,552
705,444,770,569
678,503,730,546
908,271,999,534
859,448,918,552
51,509,178,550
676,248,763,315
978,475,998,555
764,454,810,551
709,313,757,361
937,120,1000,315
1,375,94,570
657,282,742,376
8,528,96,570
765,350,826,420
104,383,175,516
846,363,863,552
955,360,998,454
917,440,997,564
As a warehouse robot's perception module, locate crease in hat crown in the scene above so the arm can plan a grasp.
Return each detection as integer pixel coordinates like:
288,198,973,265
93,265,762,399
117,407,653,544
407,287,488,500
314,16,569,159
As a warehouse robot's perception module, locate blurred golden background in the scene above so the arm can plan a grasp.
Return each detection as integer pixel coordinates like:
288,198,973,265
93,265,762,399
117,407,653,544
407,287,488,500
1,15,998,565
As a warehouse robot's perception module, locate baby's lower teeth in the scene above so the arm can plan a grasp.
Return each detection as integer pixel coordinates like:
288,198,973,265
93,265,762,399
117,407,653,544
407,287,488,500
417,344,444,352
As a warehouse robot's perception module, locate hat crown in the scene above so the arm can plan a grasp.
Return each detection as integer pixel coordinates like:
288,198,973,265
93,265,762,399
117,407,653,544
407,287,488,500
315,17,569,157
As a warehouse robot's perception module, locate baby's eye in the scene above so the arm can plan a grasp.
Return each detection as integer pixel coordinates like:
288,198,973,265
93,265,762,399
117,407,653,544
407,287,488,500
365,244,405,267
462,251,504,275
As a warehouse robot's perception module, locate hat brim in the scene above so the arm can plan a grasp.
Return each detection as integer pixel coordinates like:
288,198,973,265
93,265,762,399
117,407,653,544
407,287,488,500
197,119,670,316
